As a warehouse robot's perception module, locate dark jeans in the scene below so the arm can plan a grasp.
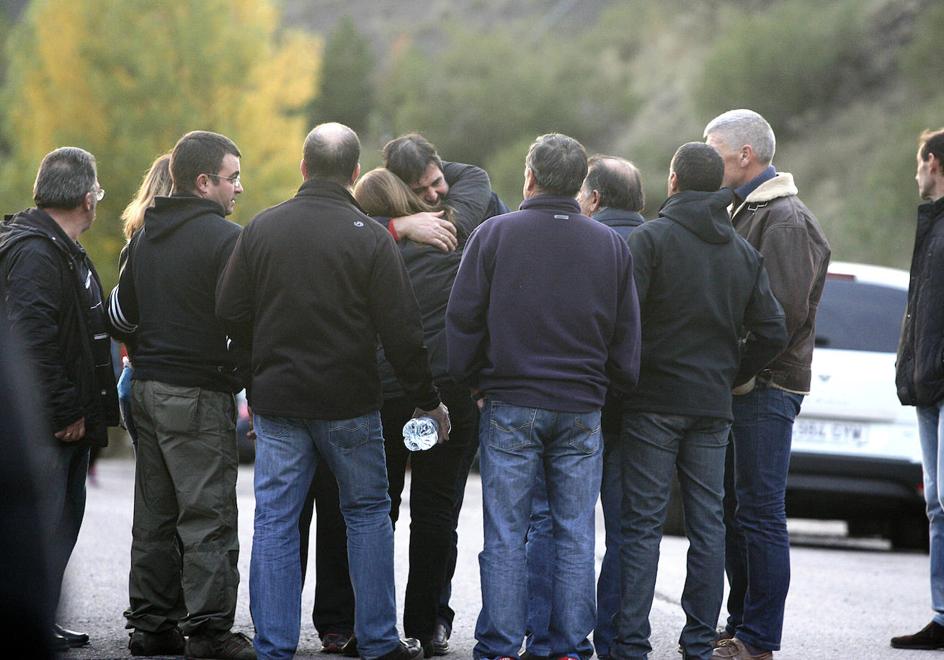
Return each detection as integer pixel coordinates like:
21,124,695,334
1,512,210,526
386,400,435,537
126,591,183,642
615,412,729,660
303,383,476,644
299,462,355,638
723,385,803,652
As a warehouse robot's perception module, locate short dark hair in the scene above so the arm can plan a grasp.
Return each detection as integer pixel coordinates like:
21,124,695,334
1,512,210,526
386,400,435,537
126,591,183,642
582,155,645,212
303,122,361,184
382,133,442,186
33,147,98,209
919,128,944,163
671,142,724,192
526,133,588,197
170,131,241,194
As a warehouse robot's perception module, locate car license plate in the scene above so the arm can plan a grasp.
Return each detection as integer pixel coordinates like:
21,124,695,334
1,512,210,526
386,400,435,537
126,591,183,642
792,419,869,450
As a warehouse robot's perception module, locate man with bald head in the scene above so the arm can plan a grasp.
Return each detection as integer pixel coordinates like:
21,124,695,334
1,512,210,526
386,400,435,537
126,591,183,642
217,123,448,660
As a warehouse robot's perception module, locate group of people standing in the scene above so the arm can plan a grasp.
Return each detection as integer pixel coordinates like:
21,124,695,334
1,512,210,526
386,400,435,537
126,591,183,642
2,105,942,660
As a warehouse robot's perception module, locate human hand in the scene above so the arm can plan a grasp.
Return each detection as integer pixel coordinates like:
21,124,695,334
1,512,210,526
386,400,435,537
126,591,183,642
392,212,458,252
55,417,86,443
471,388,485,411
414,402,451,443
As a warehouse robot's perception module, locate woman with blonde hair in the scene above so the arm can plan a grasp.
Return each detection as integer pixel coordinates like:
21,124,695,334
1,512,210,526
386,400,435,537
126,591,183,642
115,153,173,445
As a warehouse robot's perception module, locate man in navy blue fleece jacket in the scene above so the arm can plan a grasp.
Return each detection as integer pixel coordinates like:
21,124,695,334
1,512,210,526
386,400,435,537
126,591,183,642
445,133,641,660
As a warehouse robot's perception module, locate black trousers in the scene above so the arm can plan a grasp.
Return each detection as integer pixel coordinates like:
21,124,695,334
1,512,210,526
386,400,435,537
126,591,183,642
299,383,477,643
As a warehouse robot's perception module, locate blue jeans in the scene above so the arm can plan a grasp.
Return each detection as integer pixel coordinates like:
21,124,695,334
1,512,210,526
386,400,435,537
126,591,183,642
723,386,803,652
595,432,622,658
250,412,399,660
916,402,944,627
524,469,553,655
474,400,602,660
614,412,729,660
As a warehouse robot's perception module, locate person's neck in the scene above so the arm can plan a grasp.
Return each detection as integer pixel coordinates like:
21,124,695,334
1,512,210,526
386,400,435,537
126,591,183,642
43,208,86,242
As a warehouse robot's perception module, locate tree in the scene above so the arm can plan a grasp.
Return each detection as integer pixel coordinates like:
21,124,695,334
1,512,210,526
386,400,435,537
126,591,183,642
310,16,375,134
0,0,320,286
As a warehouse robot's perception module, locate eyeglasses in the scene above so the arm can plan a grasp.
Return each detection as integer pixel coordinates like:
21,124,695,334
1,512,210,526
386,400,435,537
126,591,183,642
91,186,105,202
203,172,241,186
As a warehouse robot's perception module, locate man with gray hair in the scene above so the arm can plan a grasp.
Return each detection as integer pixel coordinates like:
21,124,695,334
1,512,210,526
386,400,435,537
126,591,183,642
704,110,830,660
446,133,641,660
217,122,447,660
0,147,119,651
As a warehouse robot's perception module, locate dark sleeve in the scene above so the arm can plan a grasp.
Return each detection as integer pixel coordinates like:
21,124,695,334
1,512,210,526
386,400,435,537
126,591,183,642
442,161,492,243
106,240,139,342
627,227,653,309
3,242,83,430
736,260,789,385
607,241,641,394
214,226,251,387
444,228,491,386
215,228,255,350
366,231,440,410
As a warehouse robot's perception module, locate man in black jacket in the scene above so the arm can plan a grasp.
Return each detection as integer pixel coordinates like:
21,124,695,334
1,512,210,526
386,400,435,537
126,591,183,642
613,143,787,660
892,127,944,652
216,122,448,660
107,131,253,659
0,146,119,651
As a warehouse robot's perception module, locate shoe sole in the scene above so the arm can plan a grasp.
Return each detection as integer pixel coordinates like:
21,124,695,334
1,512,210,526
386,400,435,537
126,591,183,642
891,642,944,650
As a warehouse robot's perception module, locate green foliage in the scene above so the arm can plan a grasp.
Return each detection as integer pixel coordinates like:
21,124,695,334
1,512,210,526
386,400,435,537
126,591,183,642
0,0,319,286
694,0,868,134
310,16,375,134
900,2,944,96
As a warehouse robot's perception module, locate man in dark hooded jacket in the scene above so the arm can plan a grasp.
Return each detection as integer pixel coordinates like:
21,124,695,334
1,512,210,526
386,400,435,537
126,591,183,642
106,131,254,659
614,143,787,660
0,146,118,651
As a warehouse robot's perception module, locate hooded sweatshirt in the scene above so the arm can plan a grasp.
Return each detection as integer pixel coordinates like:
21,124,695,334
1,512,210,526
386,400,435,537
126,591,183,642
624,189,788,420
106,194,245,392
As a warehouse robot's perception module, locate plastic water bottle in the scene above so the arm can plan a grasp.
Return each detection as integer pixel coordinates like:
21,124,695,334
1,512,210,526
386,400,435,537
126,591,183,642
403,416,439,451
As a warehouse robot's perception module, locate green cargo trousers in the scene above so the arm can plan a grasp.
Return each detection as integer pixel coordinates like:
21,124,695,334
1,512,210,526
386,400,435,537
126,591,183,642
124,379,240,635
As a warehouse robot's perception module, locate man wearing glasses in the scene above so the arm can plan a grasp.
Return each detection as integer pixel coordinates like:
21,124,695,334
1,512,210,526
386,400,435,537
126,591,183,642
0,147,119,652
107,131,254,658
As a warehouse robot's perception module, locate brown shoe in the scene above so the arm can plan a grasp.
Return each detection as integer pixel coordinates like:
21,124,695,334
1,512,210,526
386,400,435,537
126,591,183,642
891,621,944,649
714,627,735,647
711,638,772,660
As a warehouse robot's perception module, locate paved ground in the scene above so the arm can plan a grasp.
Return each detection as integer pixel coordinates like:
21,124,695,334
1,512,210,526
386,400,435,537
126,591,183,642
58,458,934,658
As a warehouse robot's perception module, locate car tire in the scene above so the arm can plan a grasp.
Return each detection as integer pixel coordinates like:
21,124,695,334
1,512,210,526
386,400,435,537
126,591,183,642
890,514,930,553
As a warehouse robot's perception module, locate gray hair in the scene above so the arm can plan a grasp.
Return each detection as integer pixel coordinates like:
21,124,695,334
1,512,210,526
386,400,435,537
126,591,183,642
703,109,776,165
33,147,98,209
526,133,588,197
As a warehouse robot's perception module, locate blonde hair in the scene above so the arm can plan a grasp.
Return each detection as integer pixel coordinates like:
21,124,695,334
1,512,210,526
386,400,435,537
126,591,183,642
121,153,172,240
353,167,454,225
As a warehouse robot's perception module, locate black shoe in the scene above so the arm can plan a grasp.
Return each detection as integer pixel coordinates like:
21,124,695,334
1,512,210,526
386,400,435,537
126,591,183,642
341,635,359,657
520,652,550,660
129,628,185,656
424,622,449,657
186,630,256,659
891,621,944,649
322,632,354,654
53,624,90,647
377,638,423,660
49,632,71,653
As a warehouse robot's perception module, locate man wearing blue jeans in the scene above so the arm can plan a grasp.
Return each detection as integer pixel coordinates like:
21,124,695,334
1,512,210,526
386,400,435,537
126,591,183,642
217,123,449,660
704,111,829,660
613,142,787,660
892,126,944,651
446,133,642,660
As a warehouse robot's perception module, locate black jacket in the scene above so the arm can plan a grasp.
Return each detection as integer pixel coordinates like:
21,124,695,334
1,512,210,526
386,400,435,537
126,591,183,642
897,195,944,406
624,189,788,420
106,194,246,393
216,178,440,420
0,209,118,445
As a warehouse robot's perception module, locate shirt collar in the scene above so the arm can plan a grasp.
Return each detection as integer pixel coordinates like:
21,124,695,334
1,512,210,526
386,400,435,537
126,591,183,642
734,165,777,202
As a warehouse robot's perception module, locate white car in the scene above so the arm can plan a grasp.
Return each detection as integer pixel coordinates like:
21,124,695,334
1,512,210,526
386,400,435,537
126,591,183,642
787,261,926,550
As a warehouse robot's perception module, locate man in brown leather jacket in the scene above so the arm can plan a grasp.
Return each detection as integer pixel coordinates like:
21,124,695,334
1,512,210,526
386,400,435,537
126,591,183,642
704,109,830,660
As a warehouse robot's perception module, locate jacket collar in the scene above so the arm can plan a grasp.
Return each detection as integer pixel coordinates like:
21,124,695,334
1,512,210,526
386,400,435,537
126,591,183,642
732,172,798,217
519,195,581,215
296,178,367,214
0,207,85,259
592,207,644,228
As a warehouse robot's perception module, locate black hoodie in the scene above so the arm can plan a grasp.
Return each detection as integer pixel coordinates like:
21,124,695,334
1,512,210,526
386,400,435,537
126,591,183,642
106,194,246,392
0,208,119,445
623,189,788,420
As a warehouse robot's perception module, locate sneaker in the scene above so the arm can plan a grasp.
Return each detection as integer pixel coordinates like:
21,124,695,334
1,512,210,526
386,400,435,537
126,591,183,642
322,632,354,654
186,630,256,659
376,638,424,660
891,621,944,649
711,638,772,660
128,628,185,656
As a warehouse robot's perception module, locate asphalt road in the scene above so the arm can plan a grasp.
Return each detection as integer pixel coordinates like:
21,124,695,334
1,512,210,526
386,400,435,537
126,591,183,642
57,458,934,659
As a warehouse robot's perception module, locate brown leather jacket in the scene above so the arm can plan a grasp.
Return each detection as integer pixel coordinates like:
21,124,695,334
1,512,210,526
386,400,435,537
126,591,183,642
731,172,831,394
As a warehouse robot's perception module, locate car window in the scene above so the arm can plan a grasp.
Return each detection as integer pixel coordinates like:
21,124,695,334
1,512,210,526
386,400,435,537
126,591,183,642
814,279,906,353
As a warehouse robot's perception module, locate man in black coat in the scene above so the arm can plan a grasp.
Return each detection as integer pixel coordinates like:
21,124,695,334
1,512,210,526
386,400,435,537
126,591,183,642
892,127,944,652
613,143,787,660
0,147,119,651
